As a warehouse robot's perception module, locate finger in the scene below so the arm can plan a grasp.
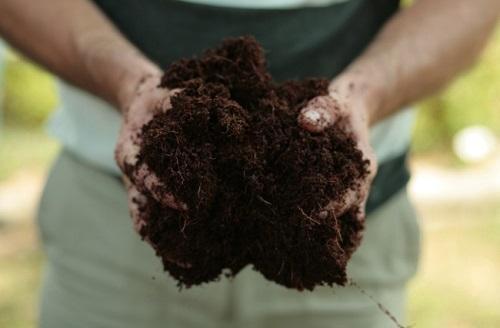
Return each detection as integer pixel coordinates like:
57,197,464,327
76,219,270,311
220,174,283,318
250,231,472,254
134,163,188,211
124,177,149,234
115,128,141,170
150,87,181,113
298,95,341,133
356,138,378,182
117,148,188,211
126,87,172,125
115,109,152,171
124,178,192,269
319,187,359,219
116,87,184,167
357,197,368,221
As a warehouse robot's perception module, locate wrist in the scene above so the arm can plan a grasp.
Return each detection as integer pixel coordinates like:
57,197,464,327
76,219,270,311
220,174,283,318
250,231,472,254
77,33,161,110
330,66,387,127
115,58,162,113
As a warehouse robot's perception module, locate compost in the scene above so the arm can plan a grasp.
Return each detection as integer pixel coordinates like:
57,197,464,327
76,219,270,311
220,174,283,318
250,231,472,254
134,36,370,291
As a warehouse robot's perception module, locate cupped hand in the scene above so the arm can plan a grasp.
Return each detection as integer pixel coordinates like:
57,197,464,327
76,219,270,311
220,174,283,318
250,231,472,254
298,82,378,220
115,73,186,231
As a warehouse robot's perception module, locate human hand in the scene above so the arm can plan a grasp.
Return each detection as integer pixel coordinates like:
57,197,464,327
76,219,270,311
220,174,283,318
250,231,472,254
298,79,378,220
115,73,186,232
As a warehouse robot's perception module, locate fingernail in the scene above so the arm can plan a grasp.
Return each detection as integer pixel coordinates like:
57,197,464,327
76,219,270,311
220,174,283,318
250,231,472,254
304,109,322,123
301,108,331,131
318,210,329,219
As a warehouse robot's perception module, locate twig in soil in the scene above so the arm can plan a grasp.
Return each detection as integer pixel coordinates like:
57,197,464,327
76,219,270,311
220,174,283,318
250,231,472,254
297,207,320,225
348,279,407,328
257,195,272,206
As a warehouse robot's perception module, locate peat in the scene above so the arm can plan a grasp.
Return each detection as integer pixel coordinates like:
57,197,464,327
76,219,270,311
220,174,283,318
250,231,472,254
135,36,369,291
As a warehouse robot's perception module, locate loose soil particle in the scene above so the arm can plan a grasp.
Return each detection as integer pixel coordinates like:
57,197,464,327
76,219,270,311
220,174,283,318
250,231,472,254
135,36,369,291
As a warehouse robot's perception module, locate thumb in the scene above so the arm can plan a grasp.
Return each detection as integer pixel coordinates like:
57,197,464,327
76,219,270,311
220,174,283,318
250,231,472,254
298,95,340,133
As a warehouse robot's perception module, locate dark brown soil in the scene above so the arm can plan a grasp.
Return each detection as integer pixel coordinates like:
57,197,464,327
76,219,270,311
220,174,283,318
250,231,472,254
135,36,369,291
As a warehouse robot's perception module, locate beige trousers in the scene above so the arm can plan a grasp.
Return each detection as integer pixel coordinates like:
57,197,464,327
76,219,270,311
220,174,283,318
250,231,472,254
38,150,420,328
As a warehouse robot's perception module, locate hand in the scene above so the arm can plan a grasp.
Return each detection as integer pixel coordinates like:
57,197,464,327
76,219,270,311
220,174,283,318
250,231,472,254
298,79,378,220
115,73,186,231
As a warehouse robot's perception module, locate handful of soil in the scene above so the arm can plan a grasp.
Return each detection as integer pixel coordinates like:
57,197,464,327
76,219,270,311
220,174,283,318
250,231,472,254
135,36,369,291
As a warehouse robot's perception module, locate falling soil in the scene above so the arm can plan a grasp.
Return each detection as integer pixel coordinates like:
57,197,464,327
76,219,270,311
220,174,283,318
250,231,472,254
135,36,370,291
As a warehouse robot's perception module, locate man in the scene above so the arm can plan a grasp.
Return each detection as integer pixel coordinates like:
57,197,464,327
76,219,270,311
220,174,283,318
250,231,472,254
0,0,498,327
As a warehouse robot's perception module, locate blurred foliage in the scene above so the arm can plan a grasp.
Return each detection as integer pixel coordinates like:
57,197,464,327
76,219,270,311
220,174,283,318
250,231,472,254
1,52,58,127
0,126,59,181
411,27,500,154
0,51,59,181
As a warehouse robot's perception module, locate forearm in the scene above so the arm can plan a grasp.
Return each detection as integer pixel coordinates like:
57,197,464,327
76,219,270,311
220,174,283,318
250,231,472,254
0,0,159,109
334,0,500,126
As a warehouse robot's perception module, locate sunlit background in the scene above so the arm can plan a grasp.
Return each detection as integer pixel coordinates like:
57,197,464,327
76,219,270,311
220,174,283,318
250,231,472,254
1,25,499,328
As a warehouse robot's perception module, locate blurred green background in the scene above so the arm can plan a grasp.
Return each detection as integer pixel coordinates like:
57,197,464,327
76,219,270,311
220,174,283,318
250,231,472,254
1,26,500,328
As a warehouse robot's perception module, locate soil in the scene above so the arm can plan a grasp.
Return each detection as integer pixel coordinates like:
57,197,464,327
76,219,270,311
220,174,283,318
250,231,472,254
135,36,369,291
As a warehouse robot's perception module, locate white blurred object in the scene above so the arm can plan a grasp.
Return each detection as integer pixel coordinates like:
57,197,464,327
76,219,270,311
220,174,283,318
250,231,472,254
453,125,497,163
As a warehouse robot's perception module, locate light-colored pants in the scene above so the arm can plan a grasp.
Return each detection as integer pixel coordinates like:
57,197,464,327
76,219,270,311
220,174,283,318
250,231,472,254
38,151,420,328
